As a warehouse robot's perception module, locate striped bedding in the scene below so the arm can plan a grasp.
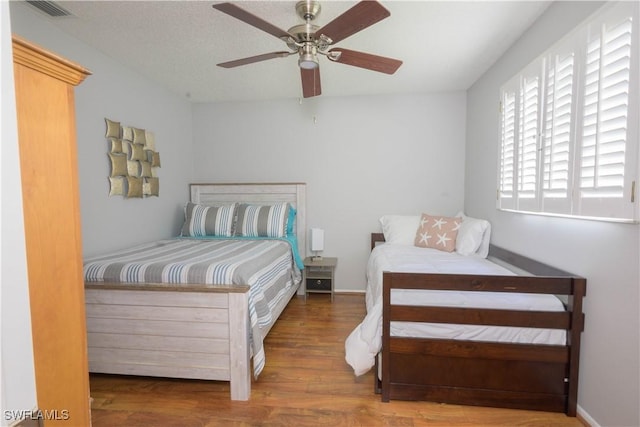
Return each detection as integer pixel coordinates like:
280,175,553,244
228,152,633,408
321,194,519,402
83,237,301,377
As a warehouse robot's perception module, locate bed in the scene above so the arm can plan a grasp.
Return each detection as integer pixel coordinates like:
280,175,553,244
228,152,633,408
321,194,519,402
345,213,586,416
84,182,306,401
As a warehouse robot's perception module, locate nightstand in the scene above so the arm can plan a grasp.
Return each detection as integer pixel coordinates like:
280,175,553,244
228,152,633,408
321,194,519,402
303,257,337,301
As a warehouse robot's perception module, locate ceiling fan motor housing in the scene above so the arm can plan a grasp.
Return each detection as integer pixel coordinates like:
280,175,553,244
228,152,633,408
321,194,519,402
286,23,319,45
286,1,323,50
295,1,321,22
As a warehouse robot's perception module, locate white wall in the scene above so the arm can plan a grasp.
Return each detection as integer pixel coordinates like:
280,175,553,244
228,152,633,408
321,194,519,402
192,93,467,291
9,2,195,257
1,1,38,424
466,2,639,426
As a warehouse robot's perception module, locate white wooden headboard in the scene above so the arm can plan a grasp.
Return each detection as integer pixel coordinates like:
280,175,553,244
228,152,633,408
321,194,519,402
189,182,307,258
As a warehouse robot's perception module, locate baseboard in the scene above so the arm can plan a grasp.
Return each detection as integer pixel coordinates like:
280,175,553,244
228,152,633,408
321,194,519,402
334,290,365,295
577,404,599,427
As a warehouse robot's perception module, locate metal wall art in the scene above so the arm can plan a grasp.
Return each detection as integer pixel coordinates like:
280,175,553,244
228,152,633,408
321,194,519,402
105,118,160,198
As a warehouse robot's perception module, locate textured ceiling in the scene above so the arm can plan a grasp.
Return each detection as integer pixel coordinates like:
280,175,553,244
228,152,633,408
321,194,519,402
18,0,551,103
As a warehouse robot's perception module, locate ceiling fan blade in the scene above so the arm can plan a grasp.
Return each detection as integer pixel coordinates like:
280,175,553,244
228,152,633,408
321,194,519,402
301,67,321,98
315,1,390,45
328,48,402,74
212,3,294,40
217,51,294,68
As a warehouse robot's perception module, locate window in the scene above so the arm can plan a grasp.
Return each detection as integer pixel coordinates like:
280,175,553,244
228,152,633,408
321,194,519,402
498,2,639,222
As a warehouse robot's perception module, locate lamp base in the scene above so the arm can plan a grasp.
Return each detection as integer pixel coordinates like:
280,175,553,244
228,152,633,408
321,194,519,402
312,255,323,261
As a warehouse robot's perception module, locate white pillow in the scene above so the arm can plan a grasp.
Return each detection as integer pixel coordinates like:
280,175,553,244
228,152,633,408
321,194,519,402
455,212,491,257
379,215,421,245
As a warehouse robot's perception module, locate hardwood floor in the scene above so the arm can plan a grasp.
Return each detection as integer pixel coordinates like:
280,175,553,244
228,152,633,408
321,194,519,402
90,294,585,426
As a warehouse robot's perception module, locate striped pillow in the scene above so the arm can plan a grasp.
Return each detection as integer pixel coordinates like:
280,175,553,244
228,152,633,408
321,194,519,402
235,202,290,238
181,202,236,237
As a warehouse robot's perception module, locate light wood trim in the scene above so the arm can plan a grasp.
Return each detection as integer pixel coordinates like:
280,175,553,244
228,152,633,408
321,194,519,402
12,35,91,85
85,281,250,293
13,36,91,426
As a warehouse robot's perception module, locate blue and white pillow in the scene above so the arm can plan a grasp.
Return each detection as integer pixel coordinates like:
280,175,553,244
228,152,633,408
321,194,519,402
235,202,290,238
181,202,236,237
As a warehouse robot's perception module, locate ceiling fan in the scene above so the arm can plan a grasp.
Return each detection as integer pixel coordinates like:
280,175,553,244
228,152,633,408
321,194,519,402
212,1,403,98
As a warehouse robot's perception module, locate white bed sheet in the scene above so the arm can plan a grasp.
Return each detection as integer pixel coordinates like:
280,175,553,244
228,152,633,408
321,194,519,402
345,244,566,376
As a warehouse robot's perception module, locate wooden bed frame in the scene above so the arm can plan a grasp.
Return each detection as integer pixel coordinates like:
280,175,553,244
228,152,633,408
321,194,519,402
85,183,306,401
370,233,586,416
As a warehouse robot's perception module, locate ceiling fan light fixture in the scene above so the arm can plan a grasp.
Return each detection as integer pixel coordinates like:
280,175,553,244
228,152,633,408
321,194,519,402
298,53,319,69
298,43,319,69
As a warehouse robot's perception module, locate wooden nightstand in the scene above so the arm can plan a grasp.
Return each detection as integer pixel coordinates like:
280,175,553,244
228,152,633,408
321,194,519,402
303,257,337,301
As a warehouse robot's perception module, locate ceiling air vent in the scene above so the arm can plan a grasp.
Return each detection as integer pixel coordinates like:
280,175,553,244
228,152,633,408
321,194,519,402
26,0,73,17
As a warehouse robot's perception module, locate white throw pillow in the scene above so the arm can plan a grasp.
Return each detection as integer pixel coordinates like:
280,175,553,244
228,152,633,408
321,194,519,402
379,215,421,245
455,212,490,256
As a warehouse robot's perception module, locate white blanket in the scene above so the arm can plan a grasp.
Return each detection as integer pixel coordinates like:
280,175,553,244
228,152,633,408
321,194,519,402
345,244,566,376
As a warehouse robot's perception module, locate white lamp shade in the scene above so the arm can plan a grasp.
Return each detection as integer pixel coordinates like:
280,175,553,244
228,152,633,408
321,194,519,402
310,228,324,252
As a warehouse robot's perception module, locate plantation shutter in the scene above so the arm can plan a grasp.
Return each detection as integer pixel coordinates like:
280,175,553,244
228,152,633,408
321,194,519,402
497,2,637,222
498,80,518,210
541,49,575,214
516,64,542,211
577,13,635,219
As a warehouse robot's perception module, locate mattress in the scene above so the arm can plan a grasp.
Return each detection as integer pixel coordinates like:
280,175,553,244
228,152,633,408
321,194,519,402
84,237,301,377
345,244,566,376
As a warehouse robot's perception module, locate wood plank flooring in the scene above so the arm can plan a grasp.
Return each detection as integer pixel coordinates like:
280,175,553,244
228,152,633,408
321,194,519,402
89,294,586,426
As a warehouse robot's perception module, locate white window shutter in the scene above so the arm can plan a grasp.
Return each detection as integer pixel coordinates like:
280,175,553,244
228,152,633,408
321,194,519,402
497,2,638,222
541,49,575,214
516,64,543,212
576,14,634,219
498,83,518,210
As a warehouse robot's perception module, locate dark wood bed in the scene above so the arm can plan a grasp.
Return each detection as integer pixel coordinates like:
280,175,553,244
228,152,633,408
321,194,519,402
370,233,586,416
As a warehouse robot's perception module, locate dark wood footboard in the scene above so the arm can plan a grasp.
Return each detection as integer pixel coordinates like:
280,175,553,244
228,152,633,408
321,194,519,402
372,234,586,416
